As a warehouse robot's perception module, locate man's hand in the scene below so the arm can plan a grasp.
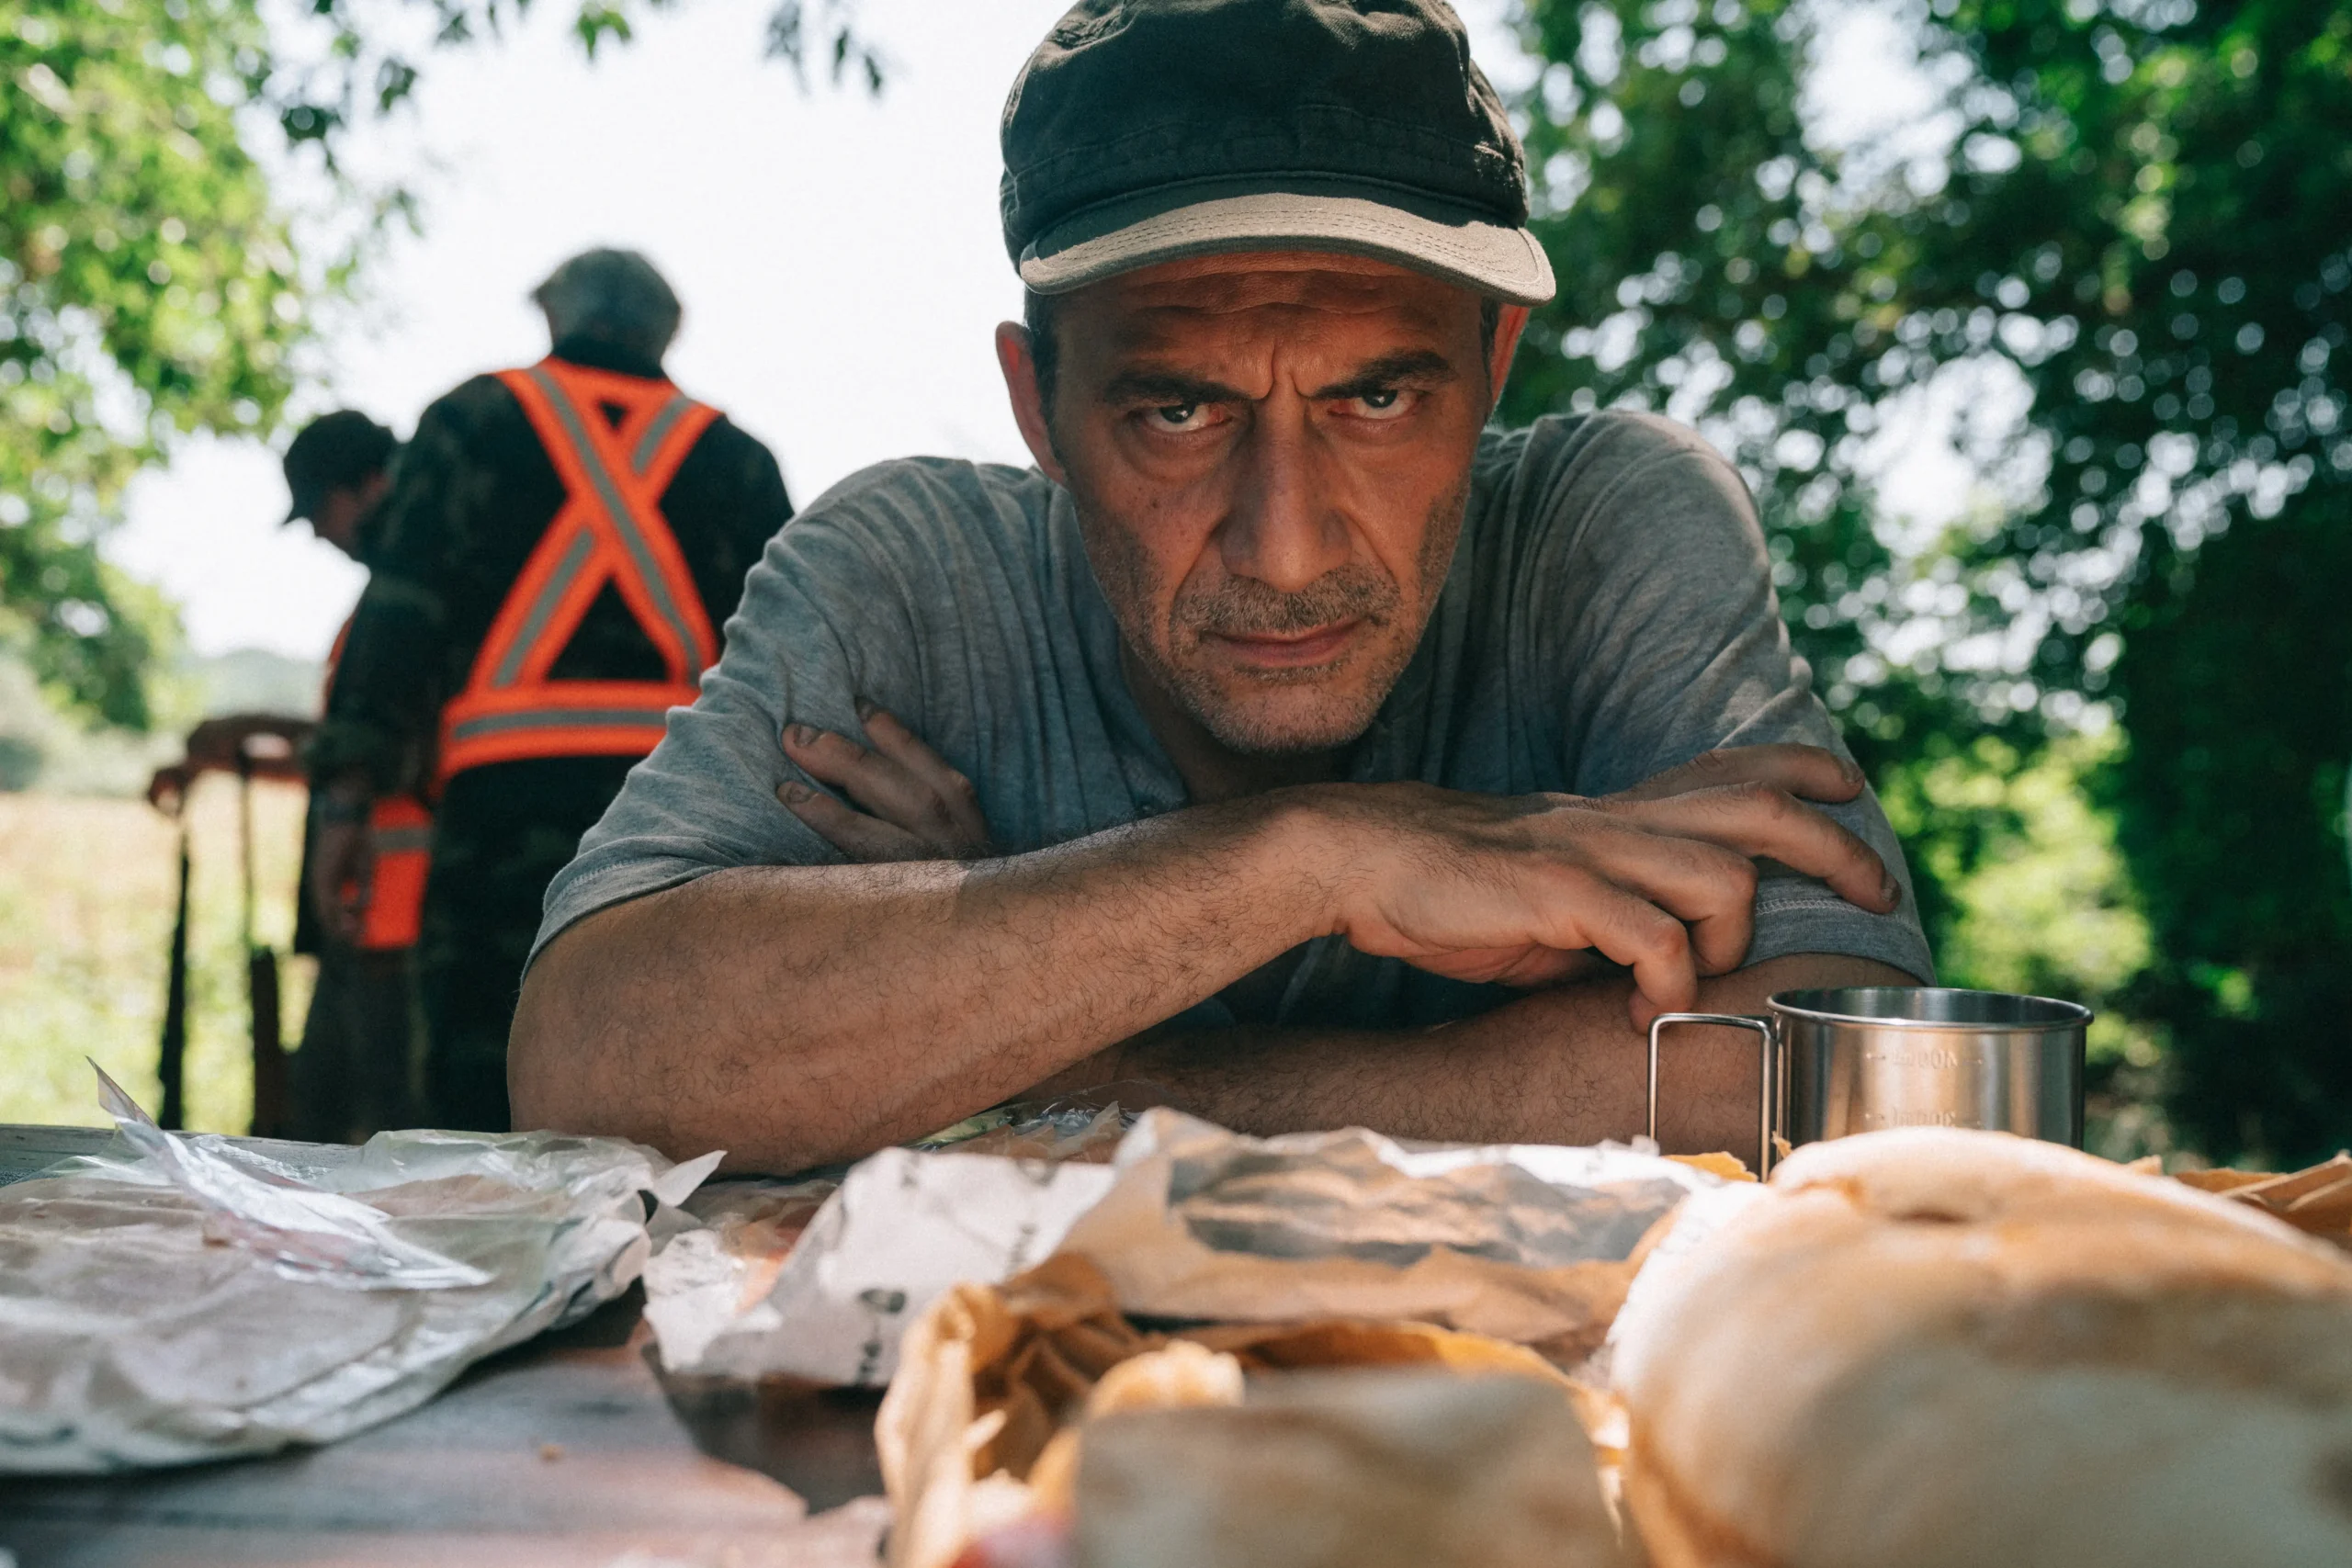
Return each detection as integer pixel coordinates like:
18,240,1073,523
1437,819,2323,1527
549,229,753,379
777,703,994,861
773,710,1894,1031
308,774,376,945
1313,744,1898,1024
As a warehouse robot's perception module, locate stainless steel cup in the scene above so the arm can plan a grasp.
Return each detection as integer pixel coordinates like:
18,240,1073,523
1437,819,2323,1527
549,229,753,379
1646,987,2089,1176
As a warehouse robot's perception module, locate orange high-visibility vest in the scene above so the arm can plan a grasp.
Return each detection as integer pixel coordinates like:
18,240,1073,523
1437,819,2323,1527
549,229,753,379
324,615,433,953
435,359,721,785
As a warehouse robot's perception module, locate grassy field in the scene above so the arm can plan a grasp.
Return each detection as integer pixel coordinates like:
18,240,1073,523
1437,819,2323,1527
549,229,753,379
0,782,314,1130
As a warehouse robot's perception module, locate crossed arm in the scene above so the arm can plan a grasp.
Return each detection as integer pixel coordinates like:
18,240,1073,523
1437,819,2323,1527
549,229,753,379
510,713,1915,1172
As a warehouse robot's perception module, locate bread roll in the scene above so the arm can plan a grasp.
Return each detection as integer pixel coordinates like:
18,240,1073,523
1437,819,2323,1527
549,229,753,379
1073,1371,1625,1568
1611,1128,2352,1568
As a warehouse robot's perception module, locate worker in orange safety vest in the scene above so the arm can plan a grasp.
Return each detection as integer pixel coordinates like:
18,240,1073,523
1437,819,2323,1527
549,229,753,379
307,251,793,1131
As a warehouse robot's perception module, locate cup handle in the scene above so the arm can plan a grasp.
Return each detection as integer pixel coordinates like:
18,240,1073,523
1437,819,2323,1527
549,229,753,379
1647,1012,1781,1178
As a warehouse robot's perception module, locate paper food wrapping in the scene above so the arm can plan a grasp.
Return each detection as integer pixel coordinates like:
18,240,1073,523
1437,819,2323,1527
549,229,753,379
1059,1110,1724,1357
0,1068,715,1472
645,1107,1723,1386
876,1256,1625,1568
2173,1152,2352,1249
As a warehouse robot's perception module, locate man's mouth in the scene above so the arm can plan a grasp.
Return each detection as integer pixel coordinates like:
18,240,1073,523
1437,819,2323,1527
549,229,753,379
1202,617,1366,670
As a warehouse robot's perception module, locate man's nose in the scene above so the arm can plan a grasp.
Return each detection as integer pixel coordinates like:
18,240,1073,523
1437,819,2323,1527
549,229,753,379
1216,412,1351,593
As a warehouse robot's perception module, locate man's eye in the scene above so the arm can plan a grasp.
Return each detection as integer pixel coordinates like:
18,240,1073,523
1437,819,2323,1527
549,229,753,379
1144,402,1208,432
1348,389,1414,420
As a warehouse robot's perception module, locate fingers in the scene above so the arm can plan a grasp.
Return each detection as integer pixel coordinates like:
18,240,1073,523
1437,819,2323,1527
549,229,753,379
1608,743,1864,806
779,707,990,859
1535,870,1700,1018
855,705,991,849
309,824,368,945
777,779,935,862
1606,782,1897,913
1571,826,1759,976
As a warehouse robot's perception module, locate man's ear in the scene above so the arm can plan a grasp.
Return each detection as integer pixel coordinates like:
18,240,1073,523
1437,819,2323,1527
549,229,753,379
995,321,1069,486
1487,304,1532,412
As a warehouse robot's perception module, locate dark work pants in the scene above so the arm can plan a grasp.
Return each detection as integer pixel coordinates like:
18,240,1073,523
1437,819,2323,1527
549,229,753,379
289,942,420,1142
415,755,638,1132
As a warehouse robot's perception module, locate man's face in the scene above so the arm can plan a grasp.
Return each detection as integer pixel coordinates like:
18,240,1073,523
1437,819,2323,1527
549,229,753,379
1005,254,1520,757
306,470,390,560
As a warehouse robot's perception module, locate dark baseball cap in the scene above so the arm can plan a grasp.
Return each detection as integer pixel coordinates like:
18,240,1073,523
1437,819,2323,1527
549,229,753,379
1001,0,1555,304
282,411,398,524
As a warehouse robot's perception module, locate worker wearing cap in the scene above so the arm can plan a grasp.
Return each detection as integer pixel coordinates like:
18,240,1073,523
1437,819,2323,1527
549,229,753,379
282,410,426,1141
147,412,419,1141
283,411,400,561
311,251,792,1131
514,0,1934,1173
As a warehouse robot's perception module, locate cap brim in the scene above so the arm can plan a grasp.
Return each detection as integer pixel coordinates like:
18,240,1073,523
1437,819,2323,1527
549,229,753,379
1019,186,1555,306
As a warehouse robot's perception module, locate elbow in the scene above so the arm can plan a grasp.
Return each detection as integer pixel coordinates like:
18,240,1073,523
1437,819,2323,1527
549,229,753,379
505,946,579,1135
506,917,631,1140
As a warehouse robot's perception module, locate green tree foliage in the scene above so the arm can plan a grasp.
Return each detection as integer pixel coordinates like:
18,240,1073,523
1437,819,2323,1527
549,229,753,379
2103,504,2352,1163
1506,0,2352,1159
2,0,875,732
3,0,306,727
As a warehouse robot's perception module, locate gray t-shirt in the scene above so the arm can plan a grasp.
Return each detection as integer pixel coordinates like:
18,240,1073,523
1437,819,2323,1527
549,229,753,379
537,411,1934,1026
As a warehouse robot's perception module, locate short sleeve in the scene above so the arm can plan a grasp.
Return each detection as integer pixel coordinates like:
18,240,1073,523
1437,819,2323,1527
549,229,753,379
528,474,921,964
1525,413,1935,983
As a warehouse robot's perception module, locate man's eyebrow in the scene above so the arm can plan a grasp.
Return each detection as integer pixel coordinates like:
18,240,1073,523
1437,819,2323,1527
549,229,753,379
1098,369,1253,406
1307,349,1459,401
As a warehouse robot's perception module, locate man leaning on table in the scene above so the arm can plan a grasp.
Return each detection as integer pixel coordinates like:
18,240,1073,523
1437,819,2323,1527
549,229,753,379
512,0,1934,1172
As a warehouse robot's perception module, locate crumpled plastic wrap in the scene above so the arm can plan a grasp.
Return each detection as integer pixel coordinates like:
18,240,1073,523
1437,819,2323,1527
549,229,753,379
647,1148,1116,1384
0,1067,718,1472
643,1105,1722,1386
643,1102,1130,1382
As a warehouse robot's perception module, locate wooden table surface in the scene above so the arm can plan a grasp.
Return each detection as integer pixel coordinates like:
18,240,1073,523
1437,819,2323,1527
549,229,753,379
0,1125,889,1568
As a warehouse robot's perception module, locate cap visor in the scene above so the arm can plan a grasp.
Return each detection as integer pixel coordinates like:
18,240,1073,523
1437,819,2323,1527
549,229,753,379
1020,187,1555,305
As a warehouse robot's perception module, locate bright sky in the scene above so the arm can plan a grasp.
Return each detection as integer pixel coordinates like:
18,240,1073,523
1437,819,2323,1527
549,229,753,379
109,0,1949,663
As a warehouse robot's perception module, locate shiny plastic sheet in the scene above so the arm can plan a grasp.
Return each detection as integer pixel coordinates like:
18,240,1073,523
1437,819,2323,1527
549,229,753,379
643,1103,1131,1382
0,1070,719,1473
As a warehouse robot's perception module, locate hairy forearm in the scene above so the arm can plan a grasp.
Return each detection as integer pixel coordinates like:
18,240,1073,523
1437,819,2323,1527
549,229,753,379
511,799,1333,1169
1092,953,1918,1158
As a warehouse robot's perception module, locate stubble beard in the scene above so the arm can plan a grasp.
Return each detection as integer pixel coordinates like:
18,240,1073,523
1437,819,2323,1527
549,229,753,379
1086,475,1472,758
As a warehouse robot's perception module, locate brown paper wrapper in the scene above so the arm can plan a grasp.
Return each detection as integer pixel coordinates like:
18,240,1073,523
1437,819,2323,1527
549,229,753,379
877,1255,1620,1568
2175,1152,2352,1250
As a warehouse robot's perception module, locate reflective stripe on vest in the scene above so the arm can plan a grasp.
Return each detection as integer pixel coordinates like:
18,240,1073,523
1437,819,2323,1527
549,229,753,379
356,794,432,952
326,610,434,952
436,360,721,785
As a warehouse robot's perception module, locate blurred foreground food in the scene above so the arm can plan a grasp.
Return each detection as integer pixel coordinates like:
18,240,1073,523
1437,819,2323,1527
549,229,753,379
1611,1129,2352,1568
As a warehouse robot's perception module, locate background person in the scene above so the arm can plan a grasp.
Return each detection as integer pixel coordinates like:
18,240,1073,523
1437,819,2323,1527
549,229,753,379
311,249,793,1131
141,412,411,1142
286,410,422,1142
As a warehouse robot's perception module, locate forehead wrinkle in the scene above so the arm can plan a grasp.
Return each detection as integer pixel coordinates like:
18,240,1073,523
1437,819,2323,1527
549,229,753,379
1095,294,1462,394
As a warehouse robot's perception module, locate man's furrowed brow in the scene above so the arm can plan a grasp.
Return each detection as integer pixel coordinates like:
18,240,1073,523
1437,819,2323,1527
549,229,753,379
1307,350,1459,401
1098,369,1252,406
